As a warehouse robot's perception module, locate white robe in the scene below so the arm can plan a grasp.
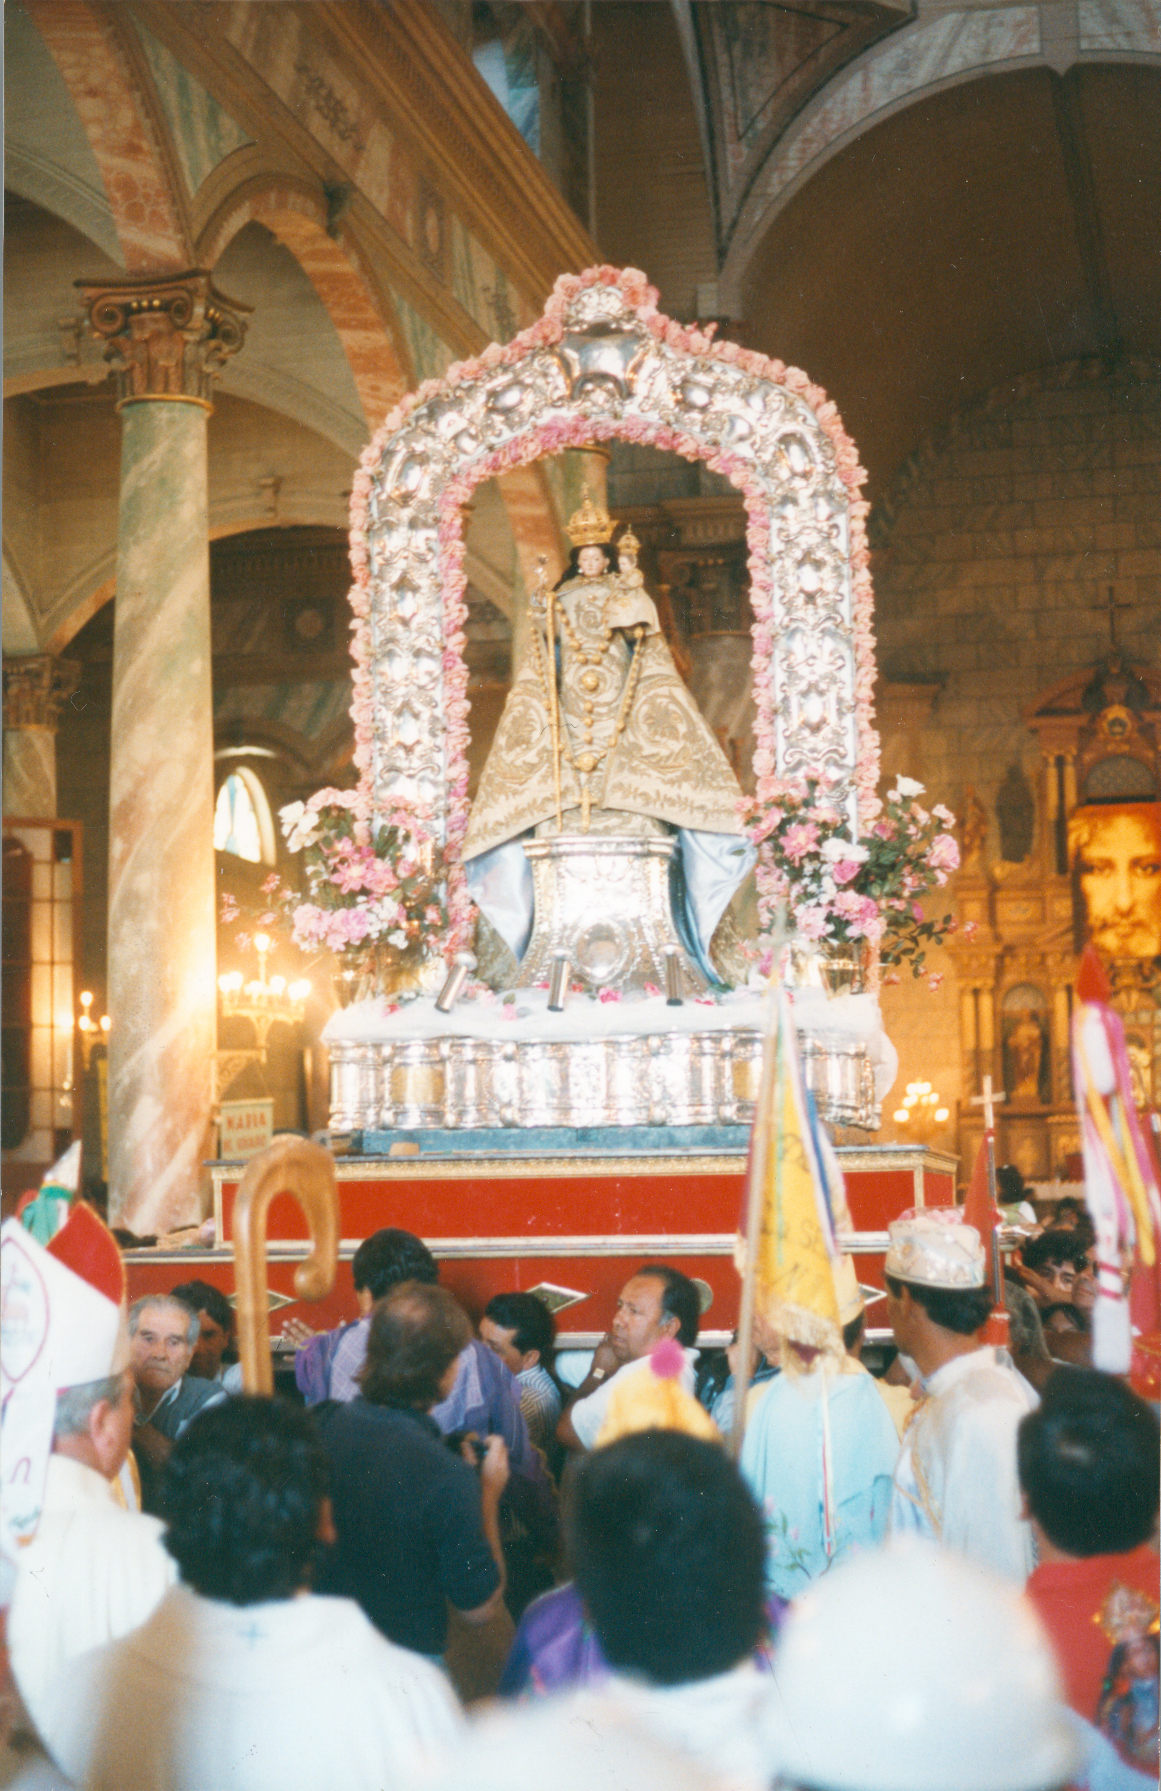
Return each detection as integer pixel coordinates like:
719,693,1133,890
7,1455,175,1745
888,1345,1038,1582
40,1582,463,1791
568,1348,699,1450
427,1660,776,1791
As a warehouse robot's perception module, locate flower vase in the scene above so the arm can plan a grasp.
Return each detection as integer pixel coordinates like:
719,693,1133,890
332,946,422,1005
785,939,868,998
332,965,363,1008
373,948,425,999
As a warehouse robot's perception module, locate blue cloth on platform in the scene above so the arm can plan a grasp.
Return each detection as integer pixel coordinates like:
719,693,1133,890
739,1363,899,1601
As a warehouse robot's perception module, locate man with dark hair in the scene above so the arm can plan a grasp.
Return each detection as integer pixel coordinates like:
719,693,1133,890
40,1397,461,1791
569,1431,766,1685
314,1282,511,1659
292,1227,541,1483
128,1294,227,1511
885,1210,1038,1580
1017,1229,1093,1311
1020,1369,1160,1779
431,1431,777,1788
170,1278,242,1391
558,1265,701,1451
480,1292,561,1450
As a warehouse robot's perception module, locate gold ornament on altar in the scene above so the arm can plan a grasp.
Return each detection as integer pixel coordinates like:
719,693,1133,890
565,495,615,546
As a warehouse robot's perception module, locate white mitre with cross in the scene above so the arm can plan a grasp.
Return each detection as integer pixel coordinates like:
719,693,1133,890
0,1203,130,1590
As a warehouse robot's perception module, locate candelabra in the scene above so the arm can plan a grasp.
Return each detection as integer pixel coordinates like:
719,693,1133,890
76,991,110,1070
892,1080,950,1142
217,933,311,1051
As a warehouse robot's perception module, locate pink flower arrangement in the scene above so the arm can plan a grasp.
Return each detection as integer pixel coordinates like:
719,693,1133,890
222,796,448,989
278,795,447,975
744,777,959,977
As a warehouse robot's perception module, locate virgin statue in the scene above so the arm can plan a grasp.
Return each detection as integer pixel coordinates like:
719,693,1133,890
462,498,755,980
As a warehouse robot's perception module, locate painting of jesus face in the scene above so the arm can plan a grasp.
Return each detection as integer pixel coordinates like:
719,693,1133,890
1070,802,1161,961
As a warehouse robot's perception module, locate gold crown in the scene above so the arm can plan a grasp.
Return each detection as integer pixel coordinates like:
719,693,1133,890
566,496,614,547
617,525,640,555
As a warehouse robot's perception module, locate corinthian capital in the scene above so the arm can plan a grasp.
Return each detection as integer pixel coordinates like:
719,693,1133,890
76,269,249,408
3,655,81,731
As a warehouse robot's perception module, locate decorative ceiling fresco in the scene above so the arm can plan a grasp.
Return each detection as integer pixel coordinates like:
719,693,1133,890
673,0,912,257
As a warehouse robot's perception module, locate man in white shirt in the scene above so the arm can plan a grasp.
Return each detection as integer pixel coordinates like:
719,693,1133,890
38,1396,463,1791
557,1265,700,1452
3,1207,176,1746
885,1209,1038,1581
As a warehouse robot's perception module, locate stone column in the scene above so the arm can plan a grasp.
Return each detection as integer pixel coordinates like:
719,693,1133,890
2,656,81,818
78,271,247,1234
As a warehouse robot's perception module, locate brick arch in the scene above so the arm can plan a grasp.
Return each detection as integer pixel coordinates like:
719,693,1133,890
199,180,412,434
22,0,189,271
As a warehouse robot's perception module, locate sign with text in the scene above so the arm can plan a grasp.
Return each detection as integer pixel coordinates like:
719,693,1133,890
219,1099,274,1161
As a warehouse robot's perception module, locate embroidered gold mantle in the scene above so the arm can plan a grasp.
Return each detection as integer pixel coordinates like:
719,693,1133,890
463,571,745,860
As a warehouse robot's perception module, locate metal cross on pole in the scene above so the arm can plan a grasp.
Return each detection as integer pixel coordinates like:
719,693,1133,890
970,1073,1005,1133
970,1075,1006,1304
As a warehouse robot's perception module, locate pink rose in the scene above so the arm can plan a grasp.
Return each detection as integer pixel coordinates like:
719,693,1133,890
794,906,829,941
928,833,960,874
783,822,820,864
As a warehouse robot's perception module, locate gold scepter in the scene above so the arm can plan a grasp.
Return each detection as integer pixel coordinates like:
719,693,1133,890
533,556,564,833
233,1136,339,1394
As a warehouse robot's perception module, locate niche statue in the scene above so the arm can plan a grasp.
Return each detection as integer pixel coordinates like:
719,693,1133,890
462,498,754,982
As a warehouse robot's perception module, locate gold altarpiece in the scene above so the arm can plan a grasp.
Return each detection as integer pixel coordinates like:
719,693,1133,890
949,654,1161,1184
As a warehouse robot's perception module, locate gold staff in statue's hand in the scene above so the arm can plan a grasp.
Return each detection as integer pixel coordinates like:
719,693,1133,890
232,1136,339,1394
529,555,564,832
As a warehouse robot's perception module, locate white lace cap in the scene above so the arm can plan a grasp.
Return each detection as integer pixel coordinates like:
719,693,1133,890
885,1208,985,1289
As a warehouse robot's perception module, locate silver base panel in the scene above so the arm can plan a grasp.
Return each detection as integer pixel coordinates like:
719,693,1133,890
329,1027,880,1133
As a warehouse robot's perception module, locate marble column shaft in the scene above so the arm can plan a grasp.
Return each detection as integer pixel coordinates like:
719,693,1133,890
79,270,248,1234
106,398,218,1233
4,730,58,819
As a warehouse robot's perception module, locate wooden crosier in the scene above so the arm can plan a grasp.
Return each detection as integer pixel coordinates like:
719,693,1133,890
232,1137,339,1394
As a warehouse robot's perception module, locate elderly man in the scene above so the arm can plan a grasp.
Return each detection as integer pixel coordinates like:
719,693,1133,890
886,1209,1038,1580
3,1208,175,1748
558,1264,701,1452
128,1294,227,1512
38,1398,462,1791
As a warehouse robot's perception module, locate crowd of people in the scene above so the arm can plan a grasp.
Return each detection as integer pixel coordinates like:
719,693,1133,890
1,1191,1157,1791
